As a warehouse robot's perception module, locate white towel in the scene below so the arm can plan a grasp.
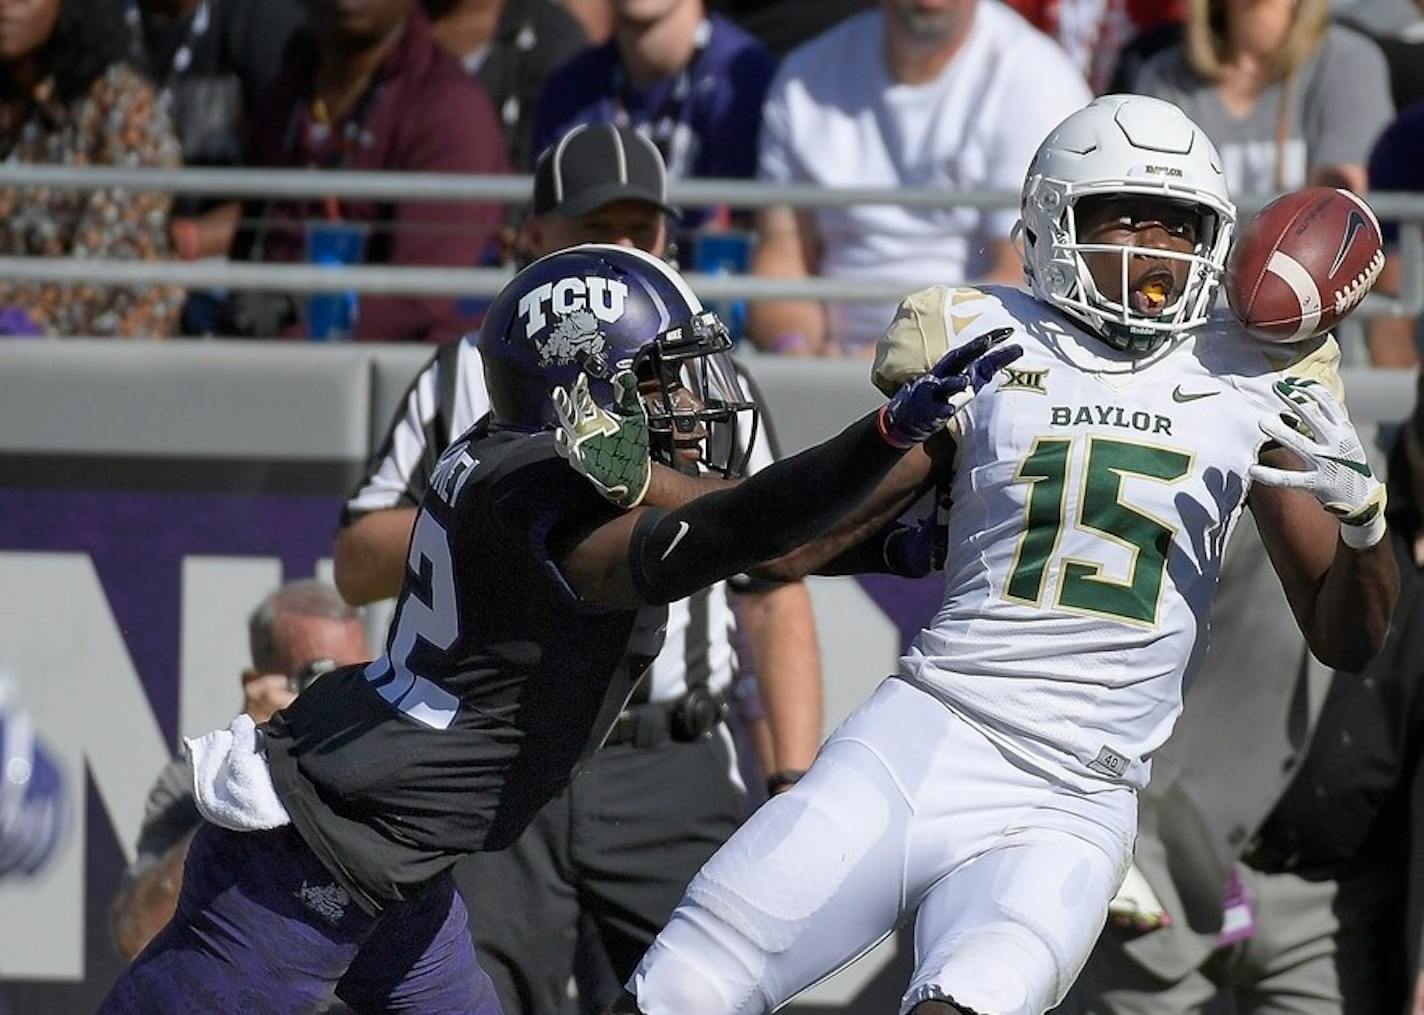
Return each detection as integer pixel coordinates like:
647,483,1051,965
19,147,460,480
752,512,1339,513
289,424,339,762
185,714,291,832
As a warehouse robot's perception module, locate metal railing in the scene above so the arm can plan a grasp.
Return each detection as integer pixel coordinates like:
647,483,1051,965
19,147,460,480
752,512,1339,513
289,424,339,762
0,165,1420,318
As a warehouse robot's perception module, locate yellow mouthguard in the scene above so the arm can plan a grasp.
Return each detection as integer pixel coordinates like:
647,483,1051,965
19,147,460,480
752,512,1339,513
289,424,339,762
1142,281,1168,308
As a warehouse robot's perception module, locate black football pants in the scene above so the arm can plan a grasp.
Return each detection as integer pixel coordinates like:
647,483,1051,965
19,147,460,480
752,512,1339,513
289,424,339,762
453,731,746,1015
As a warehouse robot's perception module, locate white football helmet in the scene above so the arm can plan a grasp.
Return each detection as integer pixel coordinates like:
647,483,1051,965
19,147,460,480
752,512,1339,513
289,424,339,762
1016,94,1236,354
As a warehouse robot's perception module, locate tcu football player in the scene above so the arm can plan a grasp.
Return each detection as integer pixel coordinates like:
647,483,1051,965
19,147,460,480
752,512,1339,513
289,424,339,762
100,245,1018,1013
613,96,1399,1015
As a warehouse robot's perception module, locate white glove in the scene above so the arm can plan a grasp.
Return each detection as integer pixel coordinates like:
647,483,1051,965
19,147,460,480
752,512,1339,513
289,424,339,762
1249,377,1387,549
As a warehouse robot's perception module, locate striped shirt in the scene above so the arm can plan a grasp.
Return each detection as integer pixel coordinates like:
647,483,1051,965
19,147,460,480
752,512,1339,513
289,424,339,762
344,337,780,704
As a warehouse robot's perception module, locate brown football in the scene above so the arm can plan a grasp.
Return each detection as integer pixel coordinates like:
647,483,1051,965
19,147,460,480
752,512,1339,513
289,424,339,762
1224,187,1385,343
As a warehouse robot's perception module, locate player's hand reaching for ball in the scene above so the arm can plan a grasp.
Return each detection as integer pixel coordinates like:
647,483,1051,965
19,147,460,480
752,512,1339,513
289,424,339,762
1249,378,1387,548
876,328,1022,449
553,370,652,509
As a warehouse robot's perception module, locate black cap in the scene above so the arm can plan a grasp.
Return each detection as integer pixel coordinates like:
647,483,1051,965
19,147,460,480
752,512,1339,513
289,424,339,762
531,123,677,218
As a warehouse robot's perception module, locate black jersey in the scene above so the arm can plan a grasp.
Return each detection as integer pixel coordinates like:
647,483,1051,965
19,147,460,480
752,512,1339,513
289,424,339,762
265,420,666,913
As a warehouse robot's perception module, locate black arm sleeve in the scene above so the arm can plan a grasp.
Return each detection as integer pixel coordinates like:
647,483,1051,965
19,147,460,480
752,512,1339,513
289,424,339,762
627,412,905,604
812,520,917,577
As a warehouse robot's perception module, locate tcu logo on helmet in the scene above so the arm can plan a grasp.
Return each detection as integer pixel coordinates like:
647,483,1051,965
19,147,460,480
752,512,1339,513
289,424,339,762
517,277,629,338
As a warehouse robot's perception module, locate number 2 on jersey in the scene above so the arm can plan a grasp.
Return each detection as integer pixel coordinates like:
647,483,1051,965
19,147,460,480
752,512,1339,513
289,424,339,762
364,509,461,729
1005,436,1193,626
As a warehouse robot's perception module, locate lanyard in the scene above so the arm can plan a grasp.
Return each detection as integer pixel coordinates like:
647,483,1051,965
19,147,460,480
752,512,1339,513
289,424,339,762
608,18,712,170
125,0,211,99
304,75,386,221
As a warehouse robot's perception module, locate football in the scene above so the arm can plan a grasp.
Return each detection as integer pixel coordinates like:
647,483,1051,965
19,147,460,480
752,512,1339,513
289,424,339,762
1224,187,1385,343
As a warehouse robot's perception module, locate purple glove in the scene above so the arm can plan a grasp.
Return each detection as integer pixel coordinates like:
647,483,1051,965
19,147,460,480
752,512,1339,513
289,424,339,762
877,328,1022,449
883,513,939,578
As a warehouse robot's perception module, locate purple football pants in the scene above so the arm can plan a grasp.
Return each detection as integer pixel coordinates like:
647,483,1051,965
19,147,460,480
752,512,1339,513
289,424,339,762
100,823,502,1014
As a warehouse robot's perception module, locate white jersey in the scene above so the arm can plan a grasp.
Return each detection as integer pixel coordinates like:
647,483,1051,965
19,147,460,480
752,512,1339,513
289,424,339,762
889,285,1344,791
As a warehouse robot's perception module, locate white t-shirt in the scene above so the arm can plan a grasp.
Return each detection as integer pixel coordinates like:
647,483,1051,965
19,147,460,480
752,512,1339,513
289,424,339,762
757,4,1092,351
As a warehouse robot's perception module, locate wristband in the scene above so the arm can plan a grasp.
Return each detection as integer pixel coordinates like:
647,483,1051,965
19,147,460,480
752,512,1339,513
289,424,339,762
1339,509,1387,550
876,403,914,450
766,768,806,795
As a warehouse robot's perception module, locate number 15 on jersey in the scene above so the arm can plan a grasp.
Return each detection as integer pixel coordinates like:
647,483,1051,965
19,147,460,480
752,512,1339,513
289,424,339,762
1003,435,1194,628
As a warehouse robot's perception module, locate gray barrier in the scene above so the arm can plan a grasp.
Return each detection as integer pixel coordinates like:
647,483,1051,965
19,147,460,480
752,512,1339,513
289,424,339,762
0,165,1421,319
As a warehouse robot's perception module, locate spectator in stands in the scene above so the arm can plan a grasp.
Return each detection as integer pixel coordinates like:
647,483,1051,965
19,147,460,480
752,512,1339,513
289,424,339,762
563,0,613,43
710,0,872,55
1130,0,1393,195
748,0,1090,358
424,0,587,170
1364,100,1423,369
222,0,508,343
126,0,309,270
1105,8,1183,95
1004,0,1184,92
109,580,369,961
0,0,183,338
530,0,776,192
333,120,823,1015
1062,377,1424,1015
1338,0,1424,111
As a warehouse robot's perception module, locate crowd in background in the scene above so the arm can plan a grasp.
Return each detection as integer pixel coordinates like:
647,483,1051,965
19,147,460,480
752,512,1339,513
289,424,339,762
0,0,1416,357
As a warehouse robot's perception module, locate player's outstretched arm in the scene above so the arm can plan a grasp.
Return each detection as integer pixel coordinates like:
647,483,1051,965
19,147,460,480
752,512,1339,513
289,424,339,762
556,333,1021,608
1248,379,1399,671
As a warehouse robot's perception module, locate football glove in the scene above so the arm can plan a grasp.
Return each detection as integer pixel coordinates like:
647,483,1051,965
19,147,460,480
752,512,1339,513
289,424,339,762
1249,377,1387,549
883,512,939,579
877,328,1022,449
553,370,652,509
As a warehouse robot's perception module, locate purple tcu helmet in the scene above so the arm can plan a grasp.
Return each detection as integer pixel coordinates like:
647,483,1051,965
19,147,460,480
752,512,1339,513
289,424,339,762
479,244,758,477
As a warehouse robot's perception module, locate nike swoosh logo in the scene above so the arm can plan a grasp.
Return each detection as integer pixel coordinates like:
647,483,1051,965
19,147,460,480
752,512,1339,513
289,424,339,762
1328,210,1367,279
1322,454,1373,478
661,521,691,561
1171,386,1218,403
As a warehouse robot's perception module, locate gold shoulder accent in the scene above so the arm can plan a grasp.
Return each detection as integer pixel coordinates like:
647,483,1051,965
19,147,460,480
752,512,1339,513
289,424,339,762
872,286,954,396
1275,335,1345,403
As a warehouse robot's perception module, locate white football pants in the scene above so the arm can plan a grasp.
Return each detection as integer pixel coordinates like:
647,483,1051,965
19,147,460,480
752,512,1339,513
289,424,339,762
628,677,1136,1015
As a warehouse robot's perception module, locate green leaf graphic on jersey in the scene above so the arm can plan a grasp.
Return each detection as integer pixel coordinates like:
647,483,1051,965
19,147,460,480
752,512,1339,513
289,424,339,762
1005,436,1193,627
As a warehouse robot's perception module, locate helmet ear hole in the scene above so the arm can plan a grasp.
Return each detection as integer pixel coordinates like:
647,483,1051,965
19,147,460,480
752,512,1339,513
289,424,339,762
578,350,611,379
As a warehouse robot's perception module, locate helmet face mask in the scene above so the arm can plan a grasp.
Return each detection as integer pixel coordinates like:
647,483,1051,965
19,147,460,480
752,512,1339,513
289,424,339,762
1017,95,1237,355
635,309,757,477
480,245,758,479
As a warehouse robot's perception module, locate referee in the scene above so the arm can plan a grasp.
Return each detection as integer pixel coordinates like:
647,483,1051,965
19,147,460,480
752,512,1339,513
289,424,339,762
332,123,822,1014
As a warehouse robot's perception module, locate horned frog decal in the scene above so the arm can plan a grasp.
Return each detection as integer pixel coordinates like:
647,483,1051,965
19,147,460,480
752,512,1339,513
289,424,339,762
539,309,608,367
